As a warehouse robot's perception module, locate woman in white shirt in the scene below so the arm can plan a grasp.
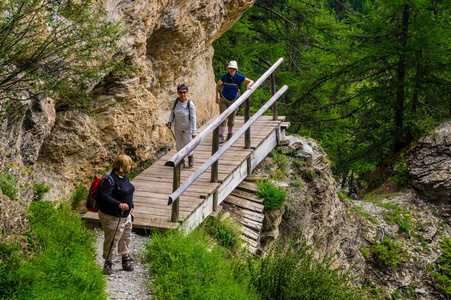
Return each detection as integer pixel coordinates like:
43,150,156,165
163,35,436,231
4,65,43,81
166,84,197,168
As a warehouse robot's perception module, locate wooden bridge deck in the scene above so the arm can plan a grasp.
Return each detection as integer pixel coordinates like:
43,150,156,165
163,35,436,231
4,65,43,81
83,115,287,231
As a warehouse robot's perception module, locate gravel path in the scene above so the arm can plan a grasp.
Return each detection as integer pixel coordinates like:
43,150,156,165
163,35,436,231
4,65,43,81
94,228,154,300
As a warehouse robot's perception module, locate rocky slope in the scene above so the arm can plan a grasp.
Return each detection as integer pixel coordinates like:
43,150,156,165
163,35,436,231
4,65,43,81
0,0,255,201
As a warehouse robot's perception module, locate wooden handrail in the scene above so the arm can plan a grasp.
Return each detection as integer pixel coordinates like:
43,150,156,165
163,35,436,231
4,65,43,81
165,57,284,168
168,85,288,205
165,58,286,222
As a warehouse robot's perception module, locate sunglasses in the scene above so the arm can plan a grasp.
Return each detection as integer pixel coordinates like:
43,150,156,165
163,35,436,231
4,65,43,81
178,91,187,94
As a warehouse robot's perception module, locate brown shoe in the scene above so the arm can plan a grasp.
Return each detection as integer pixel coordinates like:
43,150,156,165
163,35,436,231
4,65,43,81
122,256,134,271
226,133,233,141
103,261,113,275
188,155,194,168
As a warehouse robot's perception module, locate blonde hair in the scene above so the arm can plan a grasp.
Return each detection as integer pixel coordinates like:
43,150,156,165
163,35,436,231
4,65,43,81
112,154,132,173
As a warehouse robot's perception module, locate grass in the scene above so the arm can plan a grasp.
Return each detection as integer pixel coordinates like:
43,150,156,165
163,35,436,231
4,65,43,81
143,229,258,300
143,229,371,300
0,200,107,299
204,214,243,250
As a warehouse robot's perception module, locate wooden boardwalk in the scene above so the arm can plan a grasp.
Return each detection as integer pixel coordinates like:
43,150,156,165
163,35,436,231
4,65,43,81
83,115,288,231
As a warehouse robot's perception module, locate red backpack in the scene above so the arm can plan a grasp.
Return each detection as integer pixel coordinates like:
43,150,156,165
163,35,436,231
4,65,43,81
85,178,102,212
85,170,113,212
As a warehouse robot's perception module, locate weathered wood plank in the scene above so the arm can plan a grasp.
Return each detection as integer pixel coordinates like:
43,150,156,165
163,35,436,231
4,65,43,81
224,195,264,213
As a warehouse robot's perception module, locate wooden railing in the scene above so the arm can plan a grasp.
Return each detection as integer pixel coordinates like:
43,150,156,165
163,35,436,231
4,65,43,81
165,58,287,222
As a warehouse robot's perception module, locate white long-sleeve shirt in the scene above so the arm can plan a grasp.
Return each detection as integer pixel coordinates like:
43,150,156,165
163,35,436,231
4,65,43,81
168,98,196,135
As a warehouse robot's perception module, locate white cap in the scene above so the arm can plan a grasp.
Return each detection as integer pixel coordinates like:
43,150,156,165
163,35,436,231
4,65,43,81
227,60,238,70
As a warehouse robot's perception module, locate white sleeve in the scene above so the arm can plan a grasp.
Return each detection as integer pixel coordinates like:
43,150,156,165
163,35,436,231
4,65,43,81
190,101,196,135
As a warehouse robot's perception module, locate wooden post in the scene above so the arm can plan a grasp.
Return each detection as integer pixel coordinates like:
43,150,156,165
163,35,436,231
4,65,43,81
213,190,218,212
211,126,219,182
244,97,251,149
270,72,278,121
171,163,181,222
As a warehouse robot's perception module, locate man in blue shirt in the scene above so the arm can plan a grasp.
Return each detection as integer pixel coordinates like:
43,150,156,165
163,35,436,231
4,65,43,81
215,60,254,143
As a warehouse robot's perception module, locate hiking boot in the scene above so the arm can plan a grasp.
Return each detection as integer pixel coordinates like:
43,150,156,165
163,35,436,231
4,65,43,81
219,135,224,144
226,133,233,141
180,159,185,169
122,256,134,271
103,261,113,275
188,155,194,168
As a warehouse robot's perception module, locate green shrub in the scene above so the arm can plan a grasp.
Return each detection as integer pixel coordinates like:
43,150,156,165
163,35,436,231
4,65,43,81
205,215,243,249
302,168,317,182
143,229,258,300
0,169,20,200
432,237,451,295
0,240,26,298
256,180,286,211
32,182,50,202
70,185,88,210
247,237,369,300
1,201,107,299
371,236,411,267
392,154,409,186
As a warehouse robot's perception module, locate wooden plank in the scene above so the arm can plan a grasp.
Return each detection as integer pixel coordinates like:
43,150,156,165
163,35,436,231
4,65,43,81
237,181,260,194
241,217,262,232
242,226,260,240
241,209,264,222
230,190,263,203
224,195,264,213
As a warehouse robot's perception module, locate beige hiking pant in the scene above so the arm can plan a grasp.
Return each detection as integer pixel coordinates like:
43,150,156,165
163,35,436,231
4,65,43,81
99,211,132,261
219,97,237,128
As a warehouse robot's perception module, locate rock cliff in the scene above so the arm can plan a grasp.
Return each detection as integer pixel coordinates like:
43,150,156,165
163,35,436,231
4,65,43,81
0,0,255,200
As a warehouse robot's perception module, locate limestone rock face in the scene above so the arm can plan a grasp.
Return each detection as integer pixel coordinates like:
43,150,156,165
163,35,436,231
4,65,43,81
409,122,451,202
0,0,255,200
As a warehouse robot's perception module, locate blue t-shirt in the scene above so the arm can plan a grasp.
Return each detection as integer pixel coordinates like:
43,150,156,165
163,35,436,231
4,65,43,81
220,72,246,101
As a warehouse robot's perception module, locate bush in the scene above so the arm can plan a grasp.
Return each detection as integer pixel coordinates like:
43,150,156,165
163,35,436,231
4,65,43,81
392,154,409,186
432,237,451,295
0,168,20,200
247,237,369,300
204,215,243,249
0,201,107,299
256,180,286,211
32,182,50,202
70,185,88,210
371,236,411,267
143,229,258,300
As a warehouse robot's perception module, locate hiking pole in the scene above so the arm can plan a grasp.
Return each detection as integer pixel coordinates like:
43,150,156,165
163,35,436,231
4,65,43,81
104,209,124,269
166,122,176,140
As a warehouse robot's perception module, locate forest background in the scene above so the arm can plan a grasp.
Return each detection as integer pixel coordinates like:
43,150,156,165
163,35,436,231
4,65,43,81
213,0,451,191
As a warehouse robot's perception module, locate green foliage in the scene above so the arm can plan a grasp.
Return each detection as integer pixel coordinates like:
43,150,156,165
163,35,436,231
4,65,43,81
0,168,20,200
382,208,411,234
0,240,25,298
361,247,370,258
213,0,451,183
392,154,409,186
302,168,317,182
247,237,369,300
0,0,124,112
256,180,286,211
371,236,411,267
70,185,88,210
32,182,50,202
0,201,107,299
431,237,451,295
143,229,258,300
204,215,243,249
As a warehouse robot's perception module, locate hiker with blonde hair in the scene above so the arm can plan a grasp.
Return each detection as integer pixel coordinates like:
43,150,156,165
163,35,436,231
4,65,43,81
215,60,254,143
98,154,135,275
